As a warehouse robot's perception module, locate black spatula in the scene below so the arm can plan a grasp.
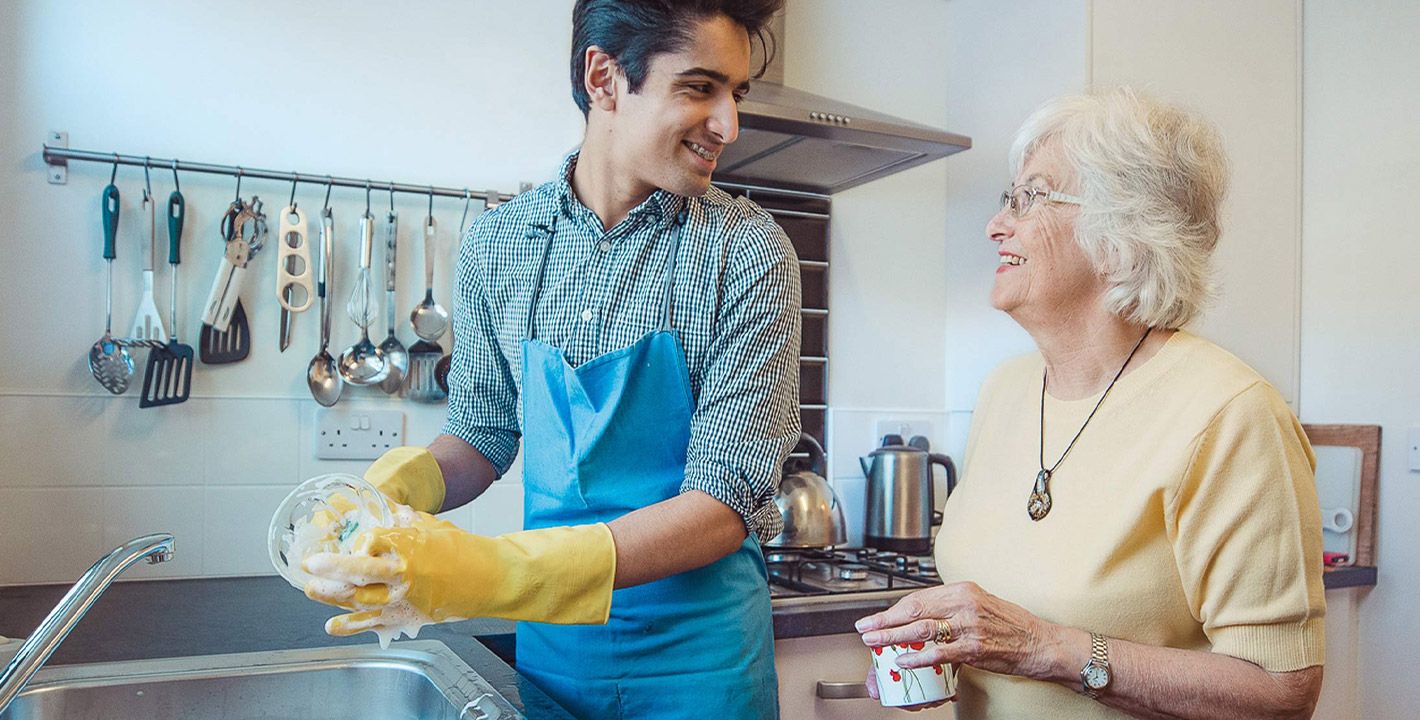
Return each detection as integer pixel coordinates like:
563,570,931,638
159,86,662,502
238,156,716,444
141,190,195,407
200,301,250,363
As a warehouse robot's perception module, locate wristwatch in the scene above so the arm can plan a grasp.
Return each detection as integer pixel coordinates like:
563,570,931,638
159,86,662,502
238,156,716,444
1080,632,1113,698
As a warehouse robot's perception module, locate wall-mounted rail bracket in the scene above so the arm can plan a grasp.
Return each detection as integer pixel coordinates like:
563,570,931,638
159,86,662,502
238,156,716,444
44,131,69,185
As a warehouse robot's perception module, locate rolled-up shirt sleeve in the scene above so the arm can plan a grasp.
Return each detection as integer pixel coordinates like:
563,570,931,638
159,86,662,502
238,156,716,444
681,213,802,543
440,216,521,474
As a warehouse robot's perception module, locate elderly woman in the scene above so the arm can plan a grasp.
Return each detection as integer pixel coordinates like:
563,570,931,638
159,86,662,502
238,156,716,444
855,88,1326,719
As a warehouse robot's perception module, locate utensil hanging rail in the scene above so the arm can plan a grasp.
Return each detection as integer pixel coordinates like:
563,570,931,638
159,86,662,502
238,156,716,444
41,143,516,203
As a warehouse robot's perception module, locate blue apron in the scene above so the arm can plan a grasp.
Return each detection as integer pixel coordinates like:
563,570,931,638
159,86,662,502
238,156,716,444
514,212,779,719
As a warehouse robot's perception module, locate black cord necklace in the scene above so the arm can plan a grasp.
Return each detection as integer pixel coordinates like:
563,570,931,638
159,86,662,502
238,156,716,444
1028,327,1153,521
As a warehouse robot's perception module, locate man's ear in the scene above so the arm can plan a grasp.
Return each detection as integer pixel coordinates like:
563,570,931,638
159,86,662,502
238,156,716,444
584,46,619,112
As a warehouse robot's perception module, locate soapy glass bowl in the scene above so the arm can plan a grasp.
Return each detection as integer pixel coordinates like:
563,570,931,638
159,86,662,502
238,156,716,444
268,473,393,590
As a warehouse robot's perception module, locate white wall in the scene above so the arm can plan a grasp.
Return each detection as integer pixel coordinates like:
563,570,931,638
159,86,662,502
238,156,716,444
0,0,582,583
1091,0,1303,406
1302,2,1420,717
941,0,1090,413
783,0,958,543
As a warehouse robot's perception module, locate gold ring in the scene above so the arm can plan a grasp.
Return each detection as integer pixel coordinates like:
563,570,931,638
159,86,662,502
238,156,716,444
934,617,955,644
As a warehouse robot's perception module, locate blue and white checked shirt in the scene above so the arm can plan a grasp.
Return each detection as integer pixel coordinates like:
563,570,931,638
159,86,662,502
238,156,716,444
441,153,802,542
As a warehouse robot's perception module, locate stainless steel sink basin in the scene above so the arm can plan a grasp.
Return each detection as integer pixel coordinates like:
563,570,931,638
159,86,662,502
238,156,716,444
0,640,520,719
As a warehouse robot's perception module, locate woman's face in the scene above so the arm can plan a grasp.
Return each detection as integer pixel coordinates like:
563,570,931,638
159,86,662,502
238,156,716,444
986,141,1101,324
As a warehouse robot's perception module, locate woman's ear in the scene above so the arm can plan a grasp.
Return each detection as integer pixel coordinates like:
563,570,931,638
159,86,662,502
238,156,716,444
584,46,619,113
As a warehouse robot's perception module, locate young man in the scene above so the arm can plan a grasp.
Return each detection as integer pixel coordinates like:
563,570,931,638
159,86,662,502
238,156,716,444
302,1,798,717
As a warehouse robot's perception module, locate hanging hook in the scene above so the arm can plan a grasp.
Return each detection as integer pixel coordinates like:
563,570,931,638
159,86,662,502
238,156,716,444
234,167,244,202
170,159,181,193
427,186,435,218
388,183,396,216
365,181,371,215
323,175,334,212
459,189,472,233
288,173,300,211
109,153,119,185
142,156,153,201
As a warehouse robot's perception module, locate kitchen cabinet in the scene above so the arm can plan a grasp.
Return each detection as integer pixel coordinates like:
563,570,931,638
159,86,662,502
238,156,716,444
775,632,956,719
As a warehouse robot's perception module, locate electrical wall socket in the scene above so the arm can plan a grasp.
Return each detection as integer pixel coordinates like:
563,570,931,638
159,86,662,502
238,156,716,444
874,419,935,448
315,408,406,460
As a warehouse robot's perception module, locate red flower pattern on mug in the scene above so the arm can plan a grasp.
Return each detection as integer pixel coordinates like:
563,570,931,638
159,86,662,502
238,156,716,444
909,641,925,650
934,665,944,675
890,669,902,682
873,646,883,656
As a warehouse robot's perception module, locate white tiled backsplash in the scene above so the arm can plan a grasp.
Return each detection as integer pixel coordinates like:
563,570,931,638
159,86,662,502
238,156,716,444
3,397,966,584
0,393,524,585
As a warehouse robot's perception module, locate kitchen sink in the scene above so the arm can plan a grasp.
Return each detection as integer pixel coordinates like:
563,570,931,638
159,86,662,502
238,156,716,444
0,640,520,720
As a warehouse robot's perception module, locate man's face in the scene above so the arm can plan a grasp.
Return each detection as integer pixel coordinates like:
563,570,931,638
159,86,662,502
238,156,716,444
610,14,751,197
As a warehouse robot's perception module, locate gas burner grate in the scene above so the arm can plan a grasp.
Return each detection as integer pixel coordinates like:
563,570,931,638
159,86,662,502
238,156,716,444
762,546,940,598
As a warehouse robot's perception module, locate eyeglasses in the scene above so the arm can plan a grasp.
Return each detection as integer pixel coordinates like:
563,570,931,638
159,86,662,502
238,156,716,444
999,185,1082,219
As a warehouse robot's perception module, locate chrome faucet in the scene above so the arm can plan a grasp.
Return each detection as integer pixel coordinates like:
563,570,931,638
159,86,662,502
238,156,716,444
0,533,174,713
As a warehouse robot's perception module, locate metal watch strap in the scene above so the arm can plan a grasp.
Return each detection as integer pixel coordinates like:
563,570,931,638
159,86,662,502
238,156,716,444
1083,632,1111,699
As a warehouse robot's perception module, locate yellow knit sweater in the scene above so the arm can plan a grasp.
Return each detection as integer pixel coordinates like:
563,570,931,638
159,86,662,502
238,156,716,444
935,331,1326,719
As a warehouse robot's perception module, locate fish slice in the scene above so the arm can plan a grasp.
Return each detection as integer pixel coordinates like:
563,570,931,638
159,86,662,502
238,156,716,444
200,302,250,363
128,190,168,346
405,339,446,403
140,189,194,408
403,214,448,403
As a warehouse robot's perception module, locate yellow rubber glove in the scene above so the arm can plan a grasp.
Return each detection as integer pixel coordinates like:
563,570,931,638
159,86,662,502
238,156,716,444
364,446,446,514
301,522,617,636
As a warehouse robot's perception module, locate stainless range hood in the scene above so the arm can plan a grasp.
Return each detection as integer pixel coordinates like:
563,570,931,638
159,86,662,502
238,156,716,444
716,81,971,195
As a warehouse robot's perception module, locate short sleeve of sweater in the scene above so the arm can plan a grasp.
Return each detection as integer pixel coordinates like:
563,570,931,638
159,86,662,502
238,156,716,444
1166,381,1327,671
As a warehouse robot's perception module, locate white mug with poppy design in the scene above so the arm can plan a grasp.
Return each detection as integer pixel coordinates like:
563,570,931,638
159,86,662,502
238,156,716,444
869,641,954,707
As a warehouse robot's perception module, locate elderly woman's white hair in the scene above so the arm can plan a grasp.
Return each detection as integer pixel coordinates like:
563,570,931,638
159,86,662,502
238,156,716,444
1009,87,1229,329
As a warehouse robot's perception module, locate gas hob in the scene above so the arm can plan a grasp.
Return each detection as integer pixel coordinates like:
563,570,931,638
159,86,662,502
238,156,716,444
763,547,939,599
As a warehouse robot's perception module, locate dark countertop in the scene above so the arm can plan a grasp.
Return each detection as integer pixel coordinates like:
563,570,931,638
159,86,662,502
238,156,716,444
0,576,571,719
771,591,910,639
4,569,1369,706
1323,565,1378,589
768,565,1375,639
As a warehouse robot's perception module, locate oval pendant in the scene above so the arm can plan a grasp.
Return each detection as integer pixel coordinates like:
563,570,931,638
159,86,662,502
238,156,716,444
1027,469,1052,521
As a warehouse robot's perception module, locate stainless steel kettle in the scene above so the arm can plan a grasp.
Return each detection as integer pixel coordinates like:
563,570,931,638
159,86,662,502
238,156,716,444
860,435,957,555
767,432,847,549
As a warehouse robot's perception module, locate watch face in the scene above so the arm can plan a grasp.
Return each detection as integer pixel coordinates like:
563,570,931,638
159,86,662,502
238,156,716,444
1083,662,1110,689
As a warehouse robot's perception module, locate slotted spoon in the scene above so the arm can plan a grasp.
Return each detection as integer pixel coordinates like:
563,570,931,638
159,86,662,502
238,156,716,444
88,184,134,394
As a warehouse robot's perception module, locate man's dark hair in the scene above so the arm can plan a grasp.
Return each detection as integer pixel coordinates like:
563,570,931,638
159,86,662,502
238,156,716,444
570,0,782,117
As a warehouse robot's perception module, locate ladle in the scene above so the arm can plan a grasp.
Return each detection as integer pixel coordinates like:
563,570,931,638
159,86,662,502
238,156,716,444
307,207,344,406
377,208,407,394
339,210,388,386
411,216,450,341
